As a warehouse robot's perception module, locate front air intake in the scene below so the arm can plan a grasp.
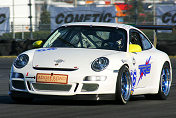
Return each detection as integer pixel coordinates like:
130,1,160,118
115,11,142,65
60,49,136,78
32,83,72,91
12,80,26,90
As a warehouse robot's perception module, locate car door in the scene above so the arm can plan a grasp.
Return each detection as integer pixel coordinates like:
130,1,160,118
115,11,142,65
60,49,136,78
129,29,153,89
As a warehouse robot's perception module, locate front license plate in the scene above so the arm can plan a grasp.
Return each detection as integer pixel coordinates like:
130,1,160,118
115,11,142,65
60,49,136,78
36,73,68,84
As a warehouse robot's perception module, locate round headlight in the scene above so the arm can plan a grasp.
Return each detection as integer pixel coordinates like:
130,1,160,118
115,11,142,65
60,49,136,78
91,57,109,72
14,54,29,68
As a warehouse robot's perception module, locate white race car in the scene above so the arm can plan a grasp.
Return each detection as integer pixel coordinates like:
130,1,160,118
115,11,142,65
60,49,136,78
9,22,172,104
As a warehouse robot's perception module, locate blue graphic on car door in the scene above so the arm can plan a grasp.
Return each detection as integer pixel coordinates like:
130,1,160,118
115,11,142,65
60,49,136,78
138,56,151,85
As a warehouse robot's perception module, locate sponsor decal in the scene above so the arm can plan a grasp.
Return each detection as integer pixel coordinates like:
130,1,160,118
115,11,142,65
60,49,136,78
36,48,56,52
49,6,116,31
26,72,29,77
55,13,114,24
138,56,151,85
0,7,10,35
0,14,6,24
131,69,137,95
157,5,176,25
162,10,176,24
36,73,68,84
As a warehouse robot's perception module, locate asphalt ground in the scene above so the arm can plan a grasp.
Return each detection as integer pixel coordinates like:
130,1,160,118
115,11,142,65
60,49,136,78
0,57,176,118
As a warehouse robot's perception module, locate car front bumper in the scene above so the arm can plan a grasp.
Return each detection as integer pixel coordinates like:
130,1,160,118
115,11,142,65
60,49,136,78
9,64,119,99
9,90,116,100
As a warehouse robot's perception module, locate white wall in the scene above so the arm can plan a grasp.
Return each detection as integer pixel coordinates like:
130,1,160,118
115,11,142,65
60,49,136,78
0,0,35,31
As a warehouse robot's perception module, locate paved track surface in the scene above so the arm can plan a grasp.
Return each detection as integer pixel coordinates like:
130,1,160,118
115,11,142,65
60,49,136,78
0,58,176,118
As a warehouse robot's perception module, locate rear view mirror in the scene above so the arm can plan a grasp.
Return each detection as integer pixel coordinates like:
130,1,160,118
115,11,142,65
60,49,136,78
33,40,43,48
129,44,142,53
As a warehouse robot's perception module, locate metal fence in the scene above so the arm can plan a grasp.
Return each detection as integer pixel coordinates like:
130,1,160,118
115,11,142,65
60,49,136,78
0,0,175,40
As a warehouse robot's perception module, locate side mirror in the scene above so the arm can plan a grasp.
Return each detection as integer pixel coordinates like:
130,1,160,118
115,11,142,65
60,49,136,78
33,40,43,48
129,44,142,53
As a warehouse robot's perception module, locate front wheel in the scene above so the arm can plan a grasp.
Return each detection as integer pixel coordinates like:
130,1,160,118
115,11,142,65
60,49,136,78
115,65,132,104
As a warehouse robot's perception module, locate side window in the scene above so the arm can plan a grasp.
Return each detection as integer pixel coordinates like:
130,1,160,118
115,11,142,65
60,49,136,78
130,29,152,51
140,33,152,50
130,31,143,48
139,33,152,50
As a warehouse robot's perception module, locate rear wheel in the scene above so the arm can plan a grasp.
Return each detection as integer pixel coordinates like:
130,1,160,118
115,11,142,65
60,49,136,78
145,62,171,100
157,62,171,99
116,65,132,104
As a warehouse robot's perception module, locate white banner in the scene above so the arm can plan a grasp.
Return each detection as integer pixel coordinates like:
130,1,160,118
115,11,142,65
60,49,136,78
49,6,116,31
156,5,176,25
0,7,10,35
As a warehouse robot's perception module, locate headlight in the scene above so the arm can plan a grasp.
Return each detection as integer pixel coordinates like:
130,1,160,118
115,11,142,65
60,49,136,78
14,54,29,68
91,57,109,72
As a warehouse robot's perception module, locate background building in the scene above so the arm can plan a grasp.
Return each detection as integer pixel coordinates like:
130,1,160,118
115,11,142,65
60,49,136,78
0,0,35,33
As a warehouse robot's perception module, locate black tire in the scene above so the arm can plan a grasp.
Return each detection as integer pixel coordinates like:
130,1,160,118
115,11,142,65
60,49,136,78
115,65,132,104
145,62,171,100
157,62,171,99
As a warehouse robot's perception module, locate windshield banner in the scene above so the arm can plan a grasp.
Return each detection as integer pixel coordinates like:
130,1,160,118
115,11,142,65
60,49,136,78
0,7,10,35
156,5,176,25
49,6,116,31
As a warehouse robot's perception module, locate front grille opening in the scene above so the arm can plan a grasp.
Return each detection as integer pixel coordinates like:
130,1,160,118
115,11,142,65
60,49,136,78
32,83,72,91
74,83,79,92
27,81,32,90
81,83,99,92
12,80,26,90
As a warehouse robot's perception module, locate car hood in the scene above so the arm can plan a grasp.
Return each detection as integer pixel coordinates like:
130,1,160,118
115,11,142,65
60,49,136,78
32,48,119,70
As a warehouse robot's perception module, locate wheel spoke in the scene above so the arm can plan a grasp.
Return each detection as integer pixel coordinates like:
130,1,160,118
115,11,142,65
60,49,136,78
121,71,131,101
161,67,171,96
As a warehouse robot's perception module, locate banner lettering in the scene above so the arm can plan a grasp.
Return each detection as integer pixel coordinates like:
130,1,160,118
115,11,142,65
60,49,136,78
0,7,10,35
49,6,116,31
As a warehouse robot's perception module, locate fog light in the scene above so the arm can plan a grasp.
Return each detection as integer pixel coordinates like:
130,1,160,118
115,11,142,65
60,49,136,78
84,76,107,81
81,83,99,92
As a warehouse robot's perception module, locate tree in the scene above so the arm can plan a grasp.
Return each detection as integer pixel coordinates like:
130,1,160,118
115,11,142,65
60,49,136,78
39,2,50,31
124,0,153,24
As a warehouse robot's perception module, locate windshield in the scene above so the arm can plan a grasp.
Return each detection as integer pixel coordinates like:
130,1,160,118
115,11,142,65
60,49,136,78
43,26,127,51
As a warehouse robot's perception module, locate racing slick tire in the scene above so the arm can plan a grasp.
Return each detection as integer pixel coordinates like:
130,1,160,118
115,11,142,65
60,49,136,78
145,62,171,100
115,65,132,104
